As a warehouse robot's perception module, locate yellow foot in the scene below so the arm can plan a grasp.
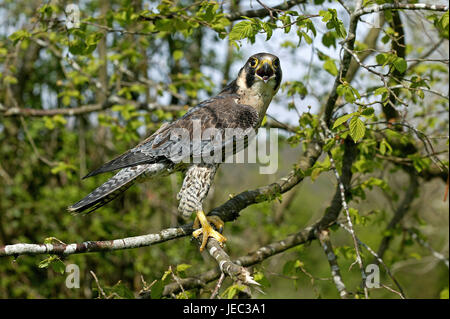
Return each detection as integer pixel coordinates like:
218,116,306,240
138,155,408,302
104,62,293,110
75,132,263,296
192,211,227,252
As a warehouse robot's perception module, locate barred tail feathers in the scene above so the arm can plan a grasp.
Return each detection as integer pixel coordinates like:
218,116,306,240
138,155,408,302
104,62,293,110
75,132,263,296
68,164,149,214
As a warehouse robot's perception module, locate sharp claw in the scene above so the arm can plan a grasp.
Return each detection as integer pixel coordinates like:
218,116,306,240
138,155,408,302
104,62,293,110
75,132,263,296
200,234,208,251
192,228,202,238
193,216,200,230
192,212,227,251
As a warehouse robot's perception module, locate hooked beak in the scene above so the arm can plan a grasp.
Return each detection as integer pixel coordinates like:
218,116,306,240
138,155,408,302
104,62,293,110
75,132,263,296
255,60,275,83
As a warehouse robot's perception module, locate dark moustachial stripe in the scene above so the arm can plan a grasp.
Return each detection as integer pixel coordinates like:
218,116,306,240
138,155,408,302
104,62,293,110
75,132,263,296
245,66,255,88
274,67,282,91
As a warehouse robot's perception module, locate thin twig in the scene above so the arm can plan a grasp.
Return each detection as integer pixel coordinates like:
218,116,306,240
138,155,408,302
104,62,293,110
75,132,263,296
407,228,449,268
90,270,107,299
19,116,57,167
210,273,225,299
170,266,188,298
317,229,348,298
338,222,406,299
380,284,406,299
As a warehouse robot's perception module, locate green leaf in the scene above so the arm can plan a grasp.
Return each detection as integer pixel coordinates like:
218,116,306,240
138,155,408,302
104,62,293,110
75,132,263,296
301,31,312,44
409,252,422,260
50,162,77,174
323,59,338,76
176,290,196,299
285,80,308,98
173,50,183,61
229,20,257,41
332,112,356,129
253,271,271,288
349,207,362,225
319,10,332,22
282,260,295,275
38,256,53,269
323,138,336,152
393,57,407,73
374,87,388,96
221,284,246,299
176,263,191,273
150,280,164,299
379,141,386,155
376,53,386,65
310,167,321,181
39,255,65,274
361,107,374,117
261,22,274,40
408,154,431,173
110,282,135,299
51,259,66,275
440,288,449,299
417,89,424,99
68,39,86,55
379,139,392,155
280,15,291,33
337,84,358,103
8,29,31,44
322,31,336,48
261,115,267,126
3,75,18,84
349,116,365,142
439,11,449,30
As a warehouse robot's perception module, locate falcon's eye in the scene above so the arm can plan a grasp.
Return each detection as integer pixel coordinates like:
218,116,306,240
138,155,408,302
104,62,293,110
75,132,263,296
273,58,280,69
249,58,258,68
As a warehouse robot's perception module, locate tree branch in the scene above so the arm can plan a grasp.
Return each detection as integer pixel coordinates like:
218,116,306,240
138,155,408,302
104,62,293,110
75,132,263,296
205,239,259,286
406,228,449,268
345,14,384,83
324,0,363,127
226,0,307,21
327,136,368,298
354,3,449,17
317,229,348,298
338,222,406,299
158,224,317,297
209,141,322,222
374,171,419,261
0,225,192,257
1,96,186,117
156,138,353,297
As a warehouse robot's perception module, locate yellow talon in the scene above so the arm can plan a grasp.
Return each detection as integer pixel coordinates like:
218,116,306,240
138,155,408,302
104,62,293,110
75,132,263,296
192,211,227,252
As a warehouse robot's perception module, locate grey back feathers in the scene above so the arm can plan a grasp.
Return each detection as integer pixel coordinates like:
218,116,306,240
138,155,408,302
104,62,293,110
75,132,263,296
83,95,259,178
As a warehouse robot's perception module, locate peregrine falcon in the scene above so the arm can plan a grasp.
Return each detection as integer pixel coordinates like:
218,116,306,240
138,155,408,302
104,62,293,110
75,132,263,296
68,53,282,251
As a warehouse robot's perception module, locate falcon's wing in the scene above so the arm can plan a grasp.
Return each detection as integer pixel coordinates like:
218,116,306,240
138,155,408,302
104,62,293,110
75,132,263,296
83,94,260,178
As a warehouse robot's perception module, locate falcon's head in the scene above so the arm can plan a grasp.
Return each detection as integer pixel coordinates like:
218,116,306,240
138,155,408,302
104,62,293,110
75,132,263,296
237,52,282,94
223,52,282,118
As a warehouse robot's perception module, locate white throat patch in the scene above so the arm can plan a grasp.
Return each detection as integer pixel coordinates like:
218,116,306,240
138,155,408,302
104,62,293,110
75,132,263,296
237,78,276,121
